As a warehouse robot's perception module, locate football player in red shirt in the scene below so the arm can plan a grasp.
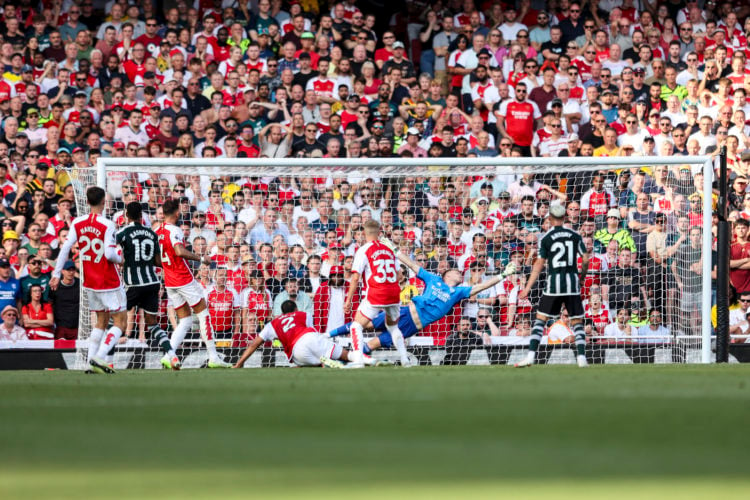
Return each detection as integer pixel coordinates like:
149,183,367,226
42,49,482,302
345,220,410,367
51,187,126,374
233,300,352,368
156,199,232,368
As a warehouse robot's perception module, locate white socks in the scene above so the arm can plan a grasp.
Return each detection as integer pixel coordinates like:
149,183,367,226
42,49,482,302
95,326,123,359
386,322,409,363
196,309,220,361
350,322,364,360
88,328,104,363
170,316,192,351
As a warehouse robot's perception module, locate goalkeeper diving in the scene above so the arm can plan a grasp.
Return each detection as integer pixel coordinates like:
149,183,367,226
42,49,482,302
328,240,516,354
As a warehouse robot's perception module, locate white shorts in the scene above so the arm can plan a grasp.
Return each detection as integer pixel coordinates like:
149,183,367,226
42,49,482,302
357,299,400,322
291,332,343,366
88,287,127,313
166,280,206,310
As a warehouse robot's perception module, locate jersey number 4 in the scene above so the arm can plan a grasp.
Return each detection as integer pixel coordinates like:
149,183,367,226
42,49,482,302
373,259,397,283
550,241,575,269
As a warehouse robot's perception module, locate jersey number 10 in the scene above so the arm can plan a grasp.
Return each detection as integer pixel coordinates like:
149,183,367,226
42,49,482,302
132,239,155,262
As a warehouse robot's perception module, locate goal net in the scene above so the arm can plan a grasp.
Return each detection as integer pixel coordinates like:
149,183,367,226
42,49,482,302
70,156,714,369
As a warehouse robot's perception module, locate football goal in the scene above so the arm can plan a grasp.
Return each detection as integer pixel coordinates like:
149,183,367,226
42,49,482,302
67,154,715,368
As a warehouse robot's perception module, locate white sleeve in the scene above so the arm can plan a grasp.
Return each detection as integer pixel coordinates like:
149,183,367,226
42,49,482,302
580,190,591,210
104,223,122,264
351,247,367,275
259,322,276,342
169,225,184,247
531,101,542,119
232,290,241,308
508,286,519,305
52,224,78,278
305,312,314,328
498,100,509,118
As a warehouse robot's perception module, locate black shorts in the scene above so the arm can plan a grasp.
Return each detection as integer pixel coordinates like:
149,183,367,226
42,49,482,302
126,283,160,315
538,294,585,319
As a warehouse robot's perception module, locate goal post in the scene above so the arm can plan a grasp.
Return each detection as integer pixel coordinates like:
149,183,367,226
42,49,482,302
68,154,717,368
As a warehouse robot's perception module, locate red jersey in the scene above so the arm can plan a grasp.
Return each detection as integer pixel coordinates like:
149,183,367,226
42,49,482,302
67,213,122,291
156,223,194,287
585,308,610,335
351,240,401,306
122,59,145,83
306,77,335,97
242,287,272,324
578,255,604,299
206,286,239,333
730,241,750,293
261,311,316,359
498,100,541,147
23,302,54,340
572,58,593,81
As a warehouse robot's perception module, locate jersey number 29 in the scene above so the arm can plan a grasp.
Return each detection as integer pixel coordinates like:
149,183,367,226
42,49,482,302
79,235,104,263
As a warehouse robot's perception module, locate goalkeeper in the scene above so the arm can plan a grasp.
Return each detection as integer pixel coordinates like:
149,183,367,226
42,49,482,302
329,246,516,354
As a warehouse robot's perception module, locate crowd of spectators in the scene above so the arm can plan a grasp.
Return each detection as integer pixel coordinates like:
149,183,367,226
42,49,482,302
1,0,750,349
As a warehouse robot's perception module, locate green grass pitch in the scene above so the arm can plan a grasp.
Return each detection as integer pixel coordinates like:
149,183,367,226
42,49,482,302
1,365,749,499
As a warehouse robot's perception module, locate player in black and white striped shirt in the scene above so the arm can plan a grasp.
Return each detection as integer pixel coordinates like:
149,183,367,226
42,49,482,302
515,203,590,368
116,202,180,370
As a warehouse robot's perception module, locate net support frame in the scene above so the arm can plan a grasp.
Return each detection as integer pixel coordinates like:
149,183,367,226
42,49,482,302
96,155,716,364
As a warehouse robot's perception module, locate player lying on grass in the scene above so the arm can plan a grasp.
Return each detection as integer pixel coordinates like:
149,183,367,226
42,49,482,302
328,251,516,355
234,300,353,368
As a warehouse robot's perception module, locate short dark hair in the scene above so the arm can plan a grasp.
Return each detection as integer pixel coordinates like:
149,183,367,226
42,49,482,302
86,186,106,206
162,199,180,217
126,201,142,222
281,299,297,314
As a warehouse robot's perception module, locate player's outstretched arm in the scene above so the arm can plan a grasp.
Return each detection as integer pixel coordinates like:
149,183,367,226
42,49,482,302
469,262,516,297
234,335,264,368
396,251,421,275
174,244,210,264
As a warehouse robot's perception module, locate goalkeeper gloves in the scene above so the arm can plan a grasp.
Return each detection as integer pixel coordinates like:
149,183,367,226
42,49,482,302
501,262,517,277
381,236,398,254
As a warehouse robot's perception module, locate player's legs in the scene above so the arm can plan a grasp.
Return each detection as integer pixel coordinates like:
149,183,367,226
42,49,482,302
565,296,588,367
89,289,127,373
292,333,350,367
383,305,410,366
170,303,192,350
192,297,231,368
348,299,380,367
370,307,419,354
328,315,377,337
95,309,126,362
516,294,558,367
88,311,109,365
